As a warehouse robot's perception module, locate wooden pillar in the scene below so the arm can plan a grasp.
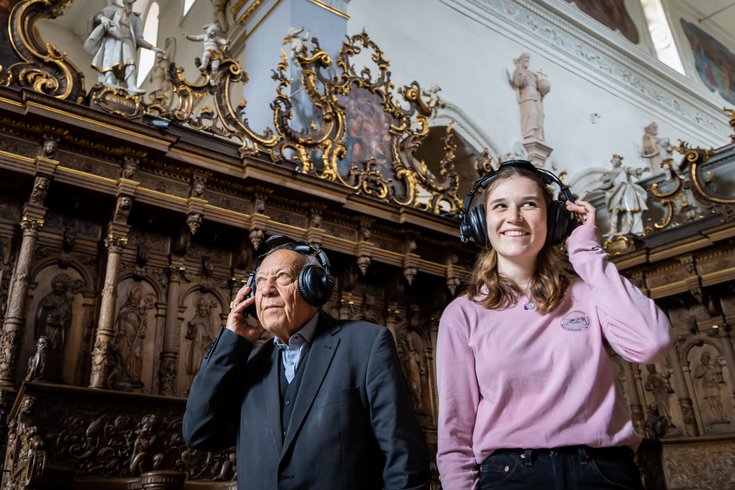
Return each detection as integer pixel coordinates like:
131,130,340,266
158,264,184,396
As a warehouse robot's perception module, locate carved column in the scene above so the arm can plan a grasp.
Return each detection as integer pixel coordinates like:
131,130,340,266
622,361,645,435
89,228,129,388
159,264,184,396
668,345,698,436
0,212,45,388
0,166,53,388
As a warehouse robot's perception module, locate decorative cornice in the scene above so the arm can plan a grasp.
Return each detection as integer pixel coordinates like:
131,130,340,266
444,0,730,145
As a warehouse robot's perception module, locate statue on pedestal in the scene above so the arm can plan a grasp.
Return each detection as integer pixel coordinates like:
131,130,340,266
83,0,166,94
599,155,649,236
507,53,550,142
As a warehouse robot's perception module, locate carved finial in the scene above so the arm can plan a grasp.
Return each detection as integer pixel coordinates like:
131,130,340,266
403,266,417,285
186,212,202,235
356,255,371,275
253,193,267,214
191,175,207,198
122,157,139,179
249,228,264,251
29,176,49,205
113,196,133,223
40,134,59,159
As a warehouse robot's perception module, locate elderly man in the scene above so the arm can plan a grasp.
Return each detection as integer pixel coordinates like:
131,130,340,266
183,235,429,489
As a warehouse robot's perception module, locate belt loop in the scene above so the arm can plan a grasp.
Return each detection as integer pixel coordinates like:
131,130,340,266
522,449,533,466
577,446,590,465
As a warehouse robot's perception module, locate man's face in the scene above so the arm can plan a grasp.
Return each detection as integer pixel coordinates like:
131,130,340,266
254,249,317,342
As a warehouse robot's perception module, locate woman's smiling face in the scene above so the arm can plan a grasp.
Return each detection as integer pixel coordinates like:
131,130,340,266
484,175,548,271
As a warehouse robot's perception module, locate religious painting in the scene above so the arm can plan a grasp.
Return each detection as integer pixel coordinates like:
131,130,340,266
565,0,639,44
337,86,395,181
681,19,735,105
0,0,22,68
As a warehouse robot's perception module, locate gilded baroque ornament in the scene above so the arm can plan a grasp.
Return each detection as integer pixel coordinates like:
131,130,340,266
0,0,85,102
269,30,461,215
644,140,733,234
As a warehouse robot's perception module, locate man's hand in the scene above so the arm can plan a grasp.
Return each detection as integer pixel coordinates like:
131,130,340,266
226,284,263,343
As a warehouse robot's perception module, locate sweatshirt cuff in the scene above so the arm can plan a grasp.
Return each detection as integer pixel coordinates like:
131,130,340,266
566,224,599,249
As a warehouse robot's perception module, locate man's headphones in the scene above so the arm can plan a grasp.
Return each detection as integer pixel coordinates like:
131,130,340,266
245,235,334,317
459,159,577,248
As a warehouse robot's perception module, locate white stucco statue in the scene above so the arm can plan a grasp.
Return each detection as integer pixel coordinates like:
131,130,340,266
83,0,166,94
184,23,230,84
641,122,673,175
600,155,649,236
507,53,550,142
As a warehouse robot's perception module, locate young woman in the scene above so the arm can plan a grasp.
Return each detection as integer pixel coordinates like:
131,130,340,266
436,160,672,489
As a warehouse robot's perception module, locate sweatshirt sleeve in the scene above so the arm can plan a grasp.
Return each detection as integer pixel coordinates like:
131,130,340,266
436,300,480,490
566,224,672,363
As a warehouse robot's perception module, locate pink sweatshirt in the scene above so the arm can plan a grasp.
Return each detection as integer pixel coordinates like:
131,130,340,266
436,225,672,490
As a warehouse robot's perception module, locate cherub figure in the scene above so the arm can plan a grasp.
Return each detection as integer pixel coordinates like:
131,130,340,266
184,22,230,85
281,27,310,61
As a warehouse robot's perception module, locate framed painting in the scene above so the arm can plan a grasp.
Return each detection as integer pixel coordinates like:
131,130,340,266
681,19,735,105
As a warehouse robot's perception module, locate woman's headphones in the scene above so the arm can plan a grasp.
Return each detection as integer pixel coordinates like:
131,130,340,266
245,235,334,317
459,159,577,248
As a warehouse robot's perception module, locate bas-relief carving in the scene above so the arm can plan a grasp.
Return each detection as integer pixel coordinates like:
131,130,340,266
461,0,727,138
663,442,735,490
20,267,85,386
643,364,675,435
110,281,158,392
688,346,731,430
33,273,73,375
184,293,219,376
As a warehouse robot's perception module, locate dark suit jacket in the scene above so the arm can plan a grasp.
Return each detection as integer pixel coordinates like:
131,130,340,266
183,312,430,490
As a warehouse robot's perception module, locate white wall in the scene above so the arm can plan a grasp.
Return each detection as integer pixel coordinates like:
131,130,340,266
345,0,732,178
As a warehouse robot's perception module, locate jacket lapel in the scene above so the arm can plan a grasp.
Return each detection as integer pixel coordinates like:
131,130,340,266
258,342,283,454
280,314,341,459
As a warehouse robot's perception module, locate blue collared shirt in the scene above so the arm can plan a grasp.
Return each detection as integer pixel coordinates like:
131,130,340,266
273,311,320,383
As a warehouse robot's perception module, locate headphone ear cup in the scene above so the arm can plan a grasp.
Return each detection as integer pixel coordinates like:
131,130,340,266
468,204,489,247
547,200,575,246
298,265,334,307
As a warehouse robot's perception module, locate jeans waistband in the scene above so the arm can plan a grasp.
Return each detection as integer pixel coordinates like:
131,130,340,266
488,445,633,463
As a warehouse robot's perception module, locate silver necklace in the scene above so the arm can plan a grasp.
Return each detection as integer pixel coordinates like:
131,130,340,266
520,288,535,311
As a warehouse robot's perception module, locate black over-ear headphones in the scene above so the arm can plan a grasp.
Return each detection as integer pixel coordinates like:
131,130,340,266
459,159,577,248
245,235,335,317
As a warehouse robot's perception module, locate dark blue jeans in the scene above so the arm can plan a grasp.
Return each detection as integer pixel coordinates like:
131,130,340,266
478,446,644,490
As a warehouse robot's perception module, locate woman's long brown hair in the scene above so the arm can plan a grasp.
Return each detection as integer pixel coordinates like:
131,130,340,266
465,165,576,314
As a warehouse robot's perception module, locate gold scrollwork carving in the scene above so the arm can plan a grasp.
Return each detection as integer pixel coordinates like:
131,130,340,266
270,30,461,215
1,0,85,101
167,58,279,156
644,139,733,234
